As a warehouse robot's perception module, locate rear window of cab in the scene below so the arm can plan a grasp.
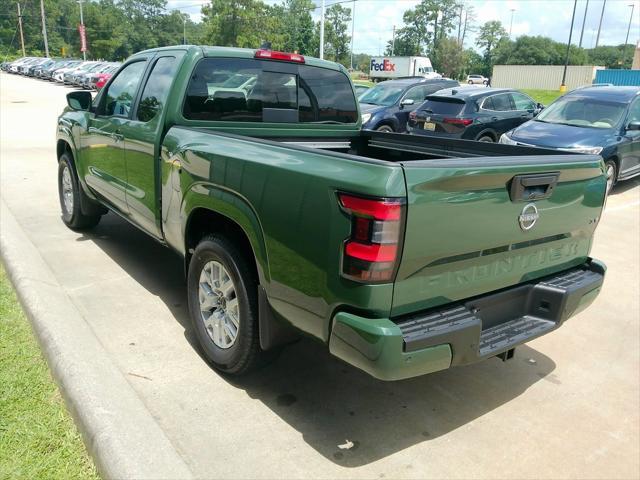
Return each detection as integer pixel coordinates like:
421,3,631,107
183,57,358,124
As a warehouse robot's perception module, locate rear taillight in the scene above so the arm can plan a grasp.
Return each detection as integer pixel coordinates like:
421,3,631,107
254,49,305,63
443,117,473,126
338,193,405,283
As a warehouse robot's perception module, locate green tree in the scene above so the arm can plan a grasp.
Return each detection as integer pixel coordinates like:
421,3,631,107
201,0,284,49
282,0,315,54
433,36,465,78
323,3,351,64
476,20,507,75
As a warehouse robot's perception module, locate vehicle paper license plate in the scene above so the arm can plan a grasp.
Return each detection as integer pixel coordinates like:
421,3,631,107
423,122,436,131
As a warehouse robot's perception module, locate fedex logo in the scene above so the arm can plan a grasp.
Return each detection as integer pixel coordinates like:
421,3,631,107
370,59,396,72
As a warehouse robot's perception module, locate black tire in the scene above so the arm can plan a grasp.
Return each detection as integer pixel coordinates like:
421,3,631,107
604,159,618,194
58,153,102,230
187,234,264,375
376,125,394,133
477,135,494,143
468,80,474,84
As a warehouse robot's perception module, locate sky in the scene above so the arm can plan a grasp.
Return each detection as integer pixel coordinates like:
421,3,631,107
167,0,640,55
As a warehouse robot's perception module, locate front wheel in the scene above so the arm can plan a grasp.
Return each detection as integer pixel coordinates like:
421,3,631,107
376,125,394,133
187,235,265,375
604,159,617,194
58,153,102,230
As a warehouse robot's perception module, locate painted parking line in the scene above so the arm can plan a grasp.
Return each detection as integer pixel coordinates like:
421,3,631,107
605,199,640,213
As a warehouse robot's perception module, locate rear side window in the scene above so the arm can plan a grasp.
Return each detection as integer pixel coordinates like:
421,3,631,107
137,56,180,123
183,58,357,123
420,98,466,115
485,93,513,111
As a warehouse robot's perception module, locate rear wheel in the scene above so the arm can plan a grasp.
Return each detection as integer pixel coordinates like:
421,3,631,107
604,159,617,194
477,135,494,142
187,235,265,375
58,153,102,230
468,80,474,84
376,125,394,133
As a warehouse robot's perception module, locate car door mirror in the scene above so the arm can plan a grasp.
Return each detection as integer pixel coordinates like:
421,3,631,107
67,91,92,111
626,121,640,131
400,98,415,109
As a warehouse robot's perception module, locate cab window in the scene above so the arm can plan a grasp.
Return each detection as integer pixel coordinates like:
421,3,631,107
103,61,146,117
183,58,357,123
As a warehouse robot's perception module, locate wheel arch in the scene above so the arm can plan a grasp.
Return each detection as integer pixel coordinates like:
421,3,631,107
182,193,270,287
475,129,497,142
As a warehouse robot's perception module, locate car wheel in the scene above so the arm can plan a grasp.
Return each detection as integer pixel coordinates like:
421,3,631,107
376,125,394,133
58,153,102,230
477,135,494,142
604,159,617,194
187,234,266,375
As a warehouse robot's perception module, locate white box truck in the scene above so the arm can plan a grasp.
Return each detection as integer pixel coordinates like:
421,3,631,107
369,56,440,80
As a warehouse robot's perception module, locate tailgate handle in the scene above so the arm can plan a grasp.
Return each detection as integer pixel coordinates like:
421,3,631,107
509,172,559,202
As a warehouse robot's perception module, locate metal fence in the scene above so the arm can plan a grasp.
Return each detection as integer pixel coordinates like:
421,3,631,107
594,69,640,86
491,65,604,90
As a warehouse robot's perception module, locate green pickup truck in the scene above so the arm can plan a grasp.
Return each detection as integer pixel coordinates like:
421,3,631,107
56,46,607,380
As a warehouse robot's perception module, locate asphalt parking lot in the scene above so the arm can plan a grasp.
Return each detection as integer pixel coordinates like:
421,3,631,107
1,72,639,479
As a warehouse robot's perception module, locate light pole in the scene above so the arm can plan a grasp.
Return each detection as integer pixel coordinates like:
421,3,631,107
561,0,578,92
624,3,635,67
78,0,86,60
578,0,589,48
319,0,325,59
183,14,187,45
40,0,49,57
349,0,355,70
509,8,516,37
595,0,606,48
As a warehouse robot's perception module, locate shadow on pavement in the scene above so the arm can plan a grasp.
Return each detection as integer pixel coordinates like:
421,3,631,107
610,178,639,196
81,212,557,468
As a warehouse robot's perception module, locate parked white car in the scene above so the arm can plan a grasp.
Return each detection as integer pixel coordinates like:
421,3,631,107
467,74,488,85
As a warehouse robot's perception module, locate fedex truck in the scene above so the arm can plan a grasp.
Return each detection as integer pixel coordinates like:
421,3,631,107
369,56,441,81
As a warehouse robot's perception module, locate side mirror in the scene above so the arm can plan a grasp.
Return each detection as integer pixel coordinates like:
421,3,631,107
67,91,92,111
626,121,640,131
400,98,415,109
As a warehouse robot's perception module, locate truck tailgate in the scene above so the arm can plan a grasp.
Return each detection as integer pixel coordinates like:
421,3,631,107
392,155,606,317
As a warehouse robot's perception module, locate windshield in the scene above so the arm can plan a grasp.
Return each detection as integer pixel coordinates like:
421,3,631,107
536,96,626,129
358,84,405,106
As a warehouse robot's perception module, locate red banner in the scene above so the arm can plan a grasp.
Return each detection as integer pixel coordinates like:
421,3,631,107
78,24,87,52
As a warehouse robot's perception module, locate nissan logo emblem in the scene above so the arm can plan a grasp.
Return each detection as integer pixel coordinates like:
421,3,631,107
519,203,539,231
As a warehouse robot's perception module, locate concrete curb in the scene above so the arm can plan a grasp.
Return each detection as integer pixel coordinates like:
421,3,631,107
0,199,194,480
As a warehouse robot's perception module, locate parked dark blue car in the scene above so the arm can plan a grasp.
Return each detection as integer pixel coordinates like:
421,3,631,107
359,77,459,133
500,86,640,193
407,87,542,142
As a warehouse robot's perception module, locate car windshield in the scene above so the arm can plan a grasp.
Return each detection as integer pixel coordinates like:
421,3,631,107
358,84,405,106
536,96,626,129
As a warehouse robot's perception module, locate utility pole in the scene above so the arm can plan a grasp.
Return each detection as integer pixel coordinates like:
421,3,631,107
349,0,355,70
509,8,516,37
78,0,86,60
183,14,187,45
17,3,26,57
578,0,589,48
40,0,49,57
624,3,635,67
457,5,462,44
319,0,325,59
391,25,396,55
595,0,606,48
561,0,578,92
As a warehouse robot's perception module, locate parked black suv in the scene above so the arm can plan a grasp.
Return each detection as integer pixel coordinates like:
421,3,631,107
407,87,542,142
